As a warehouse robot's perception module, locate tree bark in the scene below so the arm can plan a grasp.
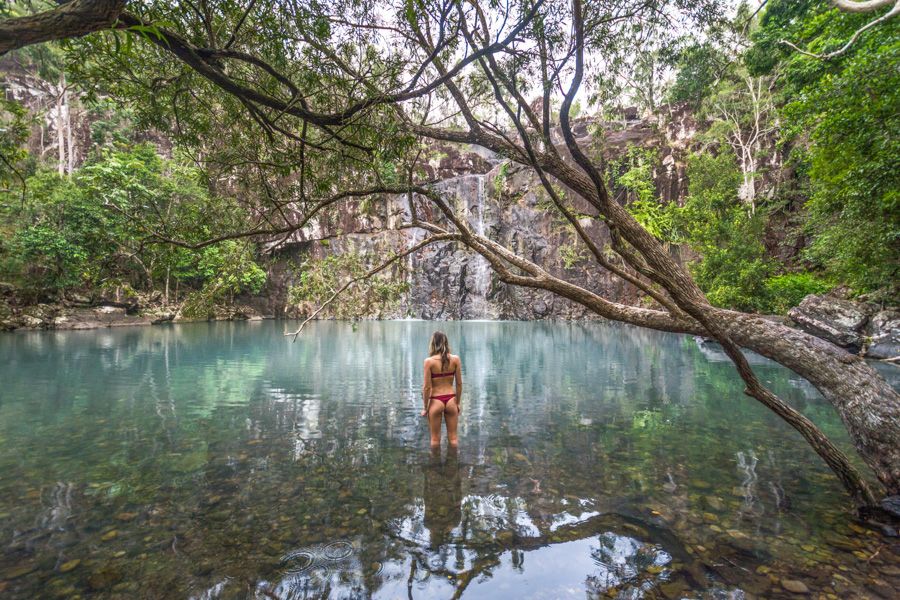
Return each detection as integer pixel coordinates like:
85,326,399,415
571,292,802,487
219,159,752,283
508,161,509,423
0,0,127,56
56,73,66,176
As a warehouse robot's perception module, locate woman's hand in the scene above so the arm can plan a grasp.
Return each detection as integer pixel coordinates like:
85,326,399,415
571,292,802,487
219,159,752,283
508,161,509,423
420,409,427,417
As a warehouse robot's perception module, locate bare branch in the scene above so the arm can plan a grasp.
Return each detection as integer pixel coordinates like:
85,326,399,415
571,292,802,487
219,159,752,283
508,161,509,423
284,233,460,340
831,0,895,12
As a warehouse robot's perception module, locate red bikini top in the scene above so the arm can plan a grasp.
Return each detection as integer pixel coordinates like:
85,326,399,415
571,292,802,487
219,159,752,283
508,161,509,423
431,370,456,378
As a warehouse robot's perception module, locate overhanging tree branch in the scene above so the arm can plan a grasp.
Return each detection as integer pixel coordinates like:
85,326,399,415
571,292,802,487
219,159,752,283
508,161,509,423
0,0,127,55
284,232,461,341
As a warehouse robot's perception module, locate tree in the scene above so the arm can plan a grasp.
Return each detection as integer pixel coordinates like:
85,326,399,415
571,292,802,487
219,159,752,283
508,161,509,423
0,142,267,302
781,0,900,59
749,0,900,295
2,0,898,510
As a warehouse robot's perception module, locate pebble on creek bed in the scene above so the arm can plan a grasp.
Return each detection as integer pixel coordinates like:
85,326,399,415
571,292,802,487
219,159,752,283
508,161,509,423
781,579,810,594
59,560,81,573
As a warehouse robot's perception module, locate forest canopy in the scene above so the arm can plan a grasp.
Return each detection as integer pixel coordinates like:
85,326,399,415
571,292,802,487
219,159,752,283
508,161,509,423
1,0,896,309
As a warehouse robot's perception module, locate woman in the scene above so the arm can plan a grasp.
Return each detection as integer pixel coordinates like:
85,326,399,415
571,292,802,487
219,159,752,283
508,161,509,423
421,331,462,447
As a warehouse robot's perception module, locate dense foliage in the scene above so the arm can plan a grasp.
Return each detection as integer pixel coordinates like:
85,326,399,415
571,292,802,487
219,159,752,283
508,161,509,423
611,145,831,314
649,0,899,309
747,0,899,297
0,141,266,305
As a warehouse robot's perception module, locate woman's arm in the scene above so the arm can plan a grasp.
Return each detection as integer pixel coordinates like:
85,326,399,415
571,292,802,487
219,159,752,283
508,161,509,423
454,357,463,413
421,358,432,417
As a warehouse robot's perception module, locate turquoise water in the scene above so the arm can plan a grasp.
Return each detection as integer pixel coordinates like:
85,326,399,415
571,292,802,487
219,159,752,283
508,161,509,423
0,320,896,599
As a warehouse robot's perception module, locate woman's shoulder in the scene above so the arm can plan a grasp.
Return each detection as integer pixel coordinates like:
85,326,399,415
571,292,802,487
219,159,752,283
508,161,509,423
451,354,461,365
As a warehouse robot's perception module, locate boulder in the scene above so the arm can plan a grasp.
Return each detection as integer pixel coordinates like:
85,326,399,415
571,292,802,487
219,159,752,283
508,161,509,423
150,311,175,325
66,292,92,306
788,294,871,351
881,495,900,519
21,314,45,328
20,304,57,329
0,298,18,331
865,310,900,360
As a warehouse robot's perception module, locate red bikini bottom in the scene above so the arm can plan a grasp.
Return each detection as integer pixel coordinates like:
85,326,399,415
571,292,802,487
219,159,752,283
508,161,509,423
431,394,455,404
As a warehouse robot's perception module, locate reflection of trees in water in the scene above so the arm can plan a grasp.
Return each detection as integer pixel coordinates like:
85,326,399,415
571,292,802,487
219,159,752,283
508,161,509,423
375,443,695,598
0,321,868,598
587,532,672,595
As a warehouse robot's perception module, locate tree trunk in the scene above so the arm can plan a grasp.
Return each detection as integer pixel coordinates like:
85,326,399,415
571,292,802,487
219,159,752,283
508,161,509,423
63,78,74,175
56,73,65,176
717,310,900,496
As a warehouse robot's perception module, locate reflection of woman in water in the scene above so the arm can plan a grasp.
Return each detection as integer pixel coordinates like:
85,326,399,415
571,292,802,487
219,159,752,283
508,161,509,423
421,331,462,447
423,446,463,549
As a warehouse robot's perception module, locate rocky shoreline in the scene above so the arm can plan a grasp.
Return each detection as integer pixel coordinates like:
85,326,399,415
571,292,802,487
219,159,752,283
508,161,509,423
2,291,897,364
787,293,899,360
0,283,274,332
0,304,274,331
0,301,272,332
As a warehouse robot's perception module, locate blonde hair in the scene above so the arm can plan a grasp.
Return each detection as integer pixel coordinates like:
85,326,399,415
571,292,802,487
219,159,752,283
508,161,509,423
429,331,451,370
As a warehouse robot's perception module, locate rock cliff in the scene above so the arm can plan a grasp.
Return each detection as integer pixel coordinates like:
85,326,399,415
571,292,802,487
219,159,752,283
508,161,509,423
264,111,698,320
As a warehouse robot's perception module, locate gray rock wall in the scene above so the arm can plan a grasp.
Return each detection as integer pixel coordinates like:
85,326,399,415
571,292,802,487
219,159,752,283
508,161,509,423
265,114,696,320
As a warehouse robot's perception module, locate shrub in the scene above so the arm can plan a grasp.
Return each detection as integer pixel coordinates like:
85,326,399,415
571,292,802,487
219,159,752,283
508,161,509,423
764,273,833,314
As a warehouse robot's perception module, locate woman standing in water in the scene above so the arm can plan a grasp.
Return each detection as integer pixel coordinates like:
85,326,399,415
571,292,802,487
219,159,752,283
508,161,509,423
421,331,462,447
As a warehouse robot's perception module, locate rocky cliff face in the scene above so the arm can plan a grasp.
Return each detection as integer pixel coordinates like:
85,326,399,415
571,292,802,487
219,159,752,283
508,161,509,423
264,110,698,320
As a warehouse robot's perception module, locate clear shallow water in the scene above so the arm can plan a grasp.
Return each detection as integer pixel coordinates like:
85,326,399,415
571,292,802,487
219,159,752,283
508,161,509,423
0,320,896,599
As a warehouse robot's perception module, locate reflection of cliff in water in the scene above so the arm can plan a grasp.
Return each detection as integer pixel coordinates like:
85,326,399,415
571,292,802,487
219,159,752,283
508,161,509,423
2,321,886,600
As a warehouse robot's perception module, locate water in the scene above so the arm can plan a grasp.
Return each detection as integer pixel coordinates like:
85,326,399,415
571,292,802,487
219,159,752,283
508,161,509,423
0,320,896,599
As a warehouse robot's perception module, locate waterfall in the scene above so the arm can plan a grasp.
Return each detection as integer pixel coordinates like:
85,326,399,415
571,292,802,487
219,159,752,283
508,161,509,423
467,174,492,314
406,171,495,318
475,174,486,237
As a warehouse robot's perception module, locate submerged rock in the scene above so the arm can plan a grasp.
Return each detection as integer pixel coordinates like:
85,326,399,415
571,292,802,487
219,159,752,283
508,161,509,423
4,564,36,579
781,579,809,594
880,495,900,519
59,559,81,573
88,566,123,590
101,529,118,541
